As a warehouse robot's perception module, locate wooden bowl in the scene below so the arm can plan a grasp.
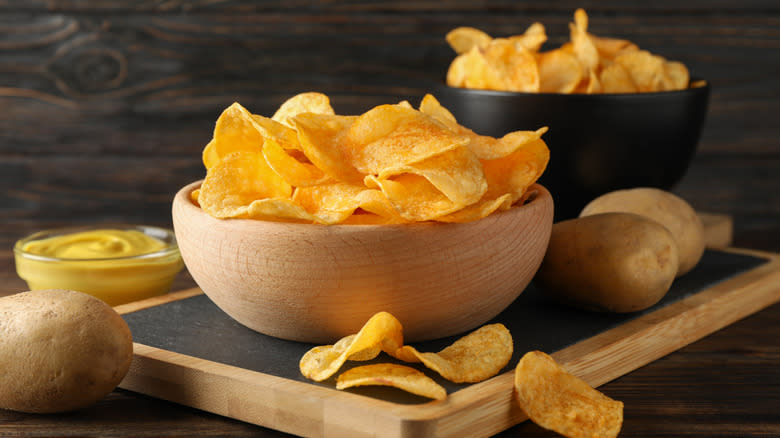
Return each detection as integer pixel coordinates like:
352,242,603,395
172,180,553,343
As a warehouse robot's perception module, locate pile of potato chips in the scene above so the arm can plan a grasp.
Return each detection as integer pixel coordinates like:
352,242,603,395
299,312,624,437
193,92,548,224
446,8,693,94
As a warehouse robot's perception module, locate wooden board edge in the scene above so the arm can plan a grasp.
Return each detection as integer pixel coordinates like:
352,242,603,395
118,248,780,438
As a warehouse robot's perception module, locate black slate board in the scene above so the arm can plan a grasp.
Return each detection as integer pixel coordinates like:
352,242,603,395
122,250,767,399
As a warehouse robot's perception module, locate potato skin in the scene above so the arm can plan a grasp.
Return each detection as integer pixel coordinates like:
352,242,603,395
0,289,133,413
534,213,679,313
580,187,705,276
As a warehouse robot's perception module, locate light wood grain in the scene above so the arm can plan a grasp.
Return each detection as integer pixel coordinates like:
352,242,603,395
117,248,780,438
171,181,554,343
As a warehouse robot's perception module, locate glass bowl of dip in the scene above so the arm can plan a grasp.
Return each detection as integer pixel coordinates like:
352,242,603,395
14,224,184,306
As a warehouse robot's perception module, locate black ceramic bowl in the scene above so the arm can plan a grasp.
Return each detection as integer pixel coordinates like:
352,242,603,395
434,82,710,220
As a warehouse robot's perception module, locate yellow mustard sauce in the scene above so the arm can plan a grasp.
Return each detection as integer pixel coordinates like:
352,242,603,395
15,228,183,306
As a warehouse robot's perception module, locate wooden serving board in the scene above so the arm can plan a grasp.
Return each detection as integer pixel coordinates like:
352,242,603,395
115,248,780,438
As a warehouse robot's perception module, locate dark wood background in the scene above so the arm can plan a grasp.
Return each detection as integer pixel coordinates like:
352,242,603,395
0,2,778,436
1,0,778,253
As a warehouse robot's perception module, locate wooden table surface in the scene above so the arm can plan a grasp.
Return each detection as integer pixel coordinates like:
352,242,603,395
1,1,779,436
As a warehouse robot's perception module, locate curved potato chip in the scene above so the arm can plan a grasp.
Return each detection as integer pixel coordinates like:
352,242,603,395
447,46,491,89
514,351,623,438
365,174,462,222
538,49,583,94
202,139,220,170
435,193,513,223
336,364,447,400
600,62,637,94
418,94,459,131
614,50,667,92
591,34,639,62
198,150,292,219
247,198,315,223
508,22,547,52
378,145,487,207
446,26,492,55
352,189,408,224
393,323,513,383
213,102,268,162
569,9,599,76
272,92,335,129
292,112,362,183
262,138,327,187
292,182,366,224
345,104,470,176
251,114,301,151
481,138,549,204
299,311,404,382
483,39,540,92
464,127,548,161
664,60,690,91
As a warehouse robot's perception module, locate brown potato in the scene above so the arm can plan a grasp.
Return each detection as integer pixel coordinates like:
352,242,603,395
0,289,133,413
534,213,679,312
580,187,705,276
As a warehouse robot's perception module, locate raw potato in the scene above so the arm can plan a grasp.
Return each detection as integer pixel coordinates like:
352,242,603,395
0,289,133,413
580,187,705,276
534,213,679,312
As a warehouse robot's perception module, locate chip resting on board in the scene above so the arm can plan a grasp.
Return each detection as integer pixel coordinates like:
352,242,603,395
336,363,447,400
514,350,624,438
393,323,513,383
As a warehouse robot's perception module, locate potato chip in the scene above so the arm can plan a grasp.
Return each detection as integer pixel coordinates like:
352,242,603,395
569,8,600,76
481,138,549,204
664,60,690,91
538,49,583,94
591,35,639,62
212,102,266,160
198,150,292,218
292,182,366,224
365,174,462,222
434,193,513,223
482,39,540,92
336,363,447,400
508,22,547,53
262,138,327,187
393,323,513,383
418,94,459,132
251,114,302,151
514,351,623,438
446,26,492,55
299,311,404,382
247,198,315,223
272,91,335,129
614,49,668,92
344,104,470,175
202,139,219,170
292,112,363,183
350,189,408,224
600,62,638,94
378,145,487,208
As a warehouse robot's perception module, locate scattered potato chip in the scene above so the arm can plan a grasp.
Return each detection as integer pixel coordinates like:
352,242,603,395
195,92,548,224
393,323,513,383
299,311,404,382
514,351,624,438
446,8,691,94
336,363,447,400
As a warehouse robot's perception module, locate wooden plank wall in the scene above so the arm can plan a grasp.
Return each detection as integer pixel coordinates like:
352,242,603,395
1,1,778,249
